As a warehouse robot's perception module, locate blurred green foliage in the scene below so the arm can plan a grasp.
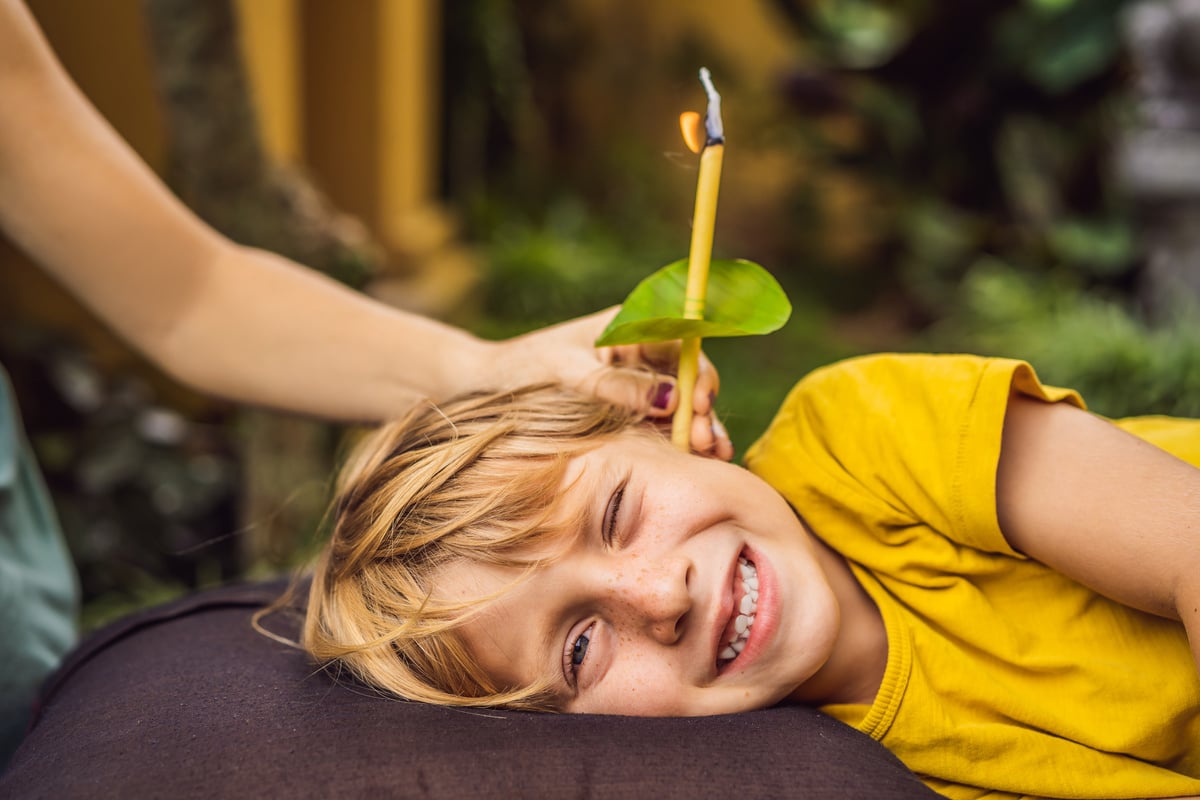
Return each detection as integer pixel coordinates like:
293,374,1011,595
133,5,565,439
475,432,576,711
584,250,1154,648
928,262,1200,418
472,199,669,329
454,0,1192,441
770,0,1141,313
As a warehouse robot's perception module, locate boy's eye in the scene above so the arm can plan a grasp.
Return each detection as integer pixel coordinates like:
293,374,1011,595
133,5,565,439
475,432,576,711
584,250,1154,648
602,484,625,548
572,632,590,665
564,622,594,686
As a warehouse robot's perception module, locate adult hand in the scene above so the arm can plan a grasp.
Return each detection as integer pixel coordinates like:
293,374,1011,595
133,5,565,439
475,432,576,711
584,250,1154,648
488,307,734,460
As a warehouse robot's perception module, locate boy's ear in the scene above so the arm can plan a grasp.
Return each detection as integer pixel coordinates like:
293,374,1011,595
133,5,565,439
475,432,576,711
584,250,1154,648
637,413,732,462
688,410,733,461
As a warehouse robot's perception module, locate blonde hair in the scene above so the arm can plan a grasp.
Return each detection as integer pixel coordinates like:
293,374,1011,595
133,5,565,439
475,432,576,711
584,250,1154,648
302,384,643,710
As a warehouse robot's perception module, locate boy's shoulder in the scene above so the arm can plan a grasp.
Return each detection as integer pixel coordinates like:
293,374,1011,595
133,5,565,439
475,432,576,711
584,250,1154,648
797,352,994,386
787,353,1080,416
747,353,1033,467
783,352,1003,412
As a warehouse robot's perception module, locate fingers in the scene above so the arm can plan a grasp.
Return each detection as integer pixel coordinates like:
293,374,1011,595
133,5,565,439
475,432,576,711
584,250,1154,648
585,365,732,459
692,351,720,416
712,414,734,461
690,409,734,461
534,307,732,459
500,306,624,389
601,338,731,458
603,343,679,419
611,342,721,418
585,366,678,417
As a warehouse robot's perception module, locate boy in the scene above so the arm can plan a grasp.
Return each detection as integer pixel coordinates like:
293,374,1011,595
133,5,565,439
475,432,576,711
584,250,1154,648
304,353,1200,799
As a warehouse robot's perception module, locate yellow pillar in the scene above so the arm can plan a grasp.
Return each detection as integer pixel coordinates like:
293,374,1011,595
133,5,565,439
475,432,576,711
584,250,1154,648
370,0,477,316
238,1,475,315
234,0,303,164
377,0,437,239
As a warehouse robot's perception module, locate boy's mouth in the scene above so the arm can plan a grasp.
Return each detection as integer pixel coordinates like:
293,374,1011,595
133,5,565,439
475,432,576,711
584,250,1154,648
717,555,759,670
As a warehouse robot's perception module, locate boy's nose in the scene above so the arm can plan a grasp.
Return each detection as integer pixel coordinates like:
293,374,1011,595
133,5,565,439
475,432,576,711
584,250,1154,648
611,556,692,644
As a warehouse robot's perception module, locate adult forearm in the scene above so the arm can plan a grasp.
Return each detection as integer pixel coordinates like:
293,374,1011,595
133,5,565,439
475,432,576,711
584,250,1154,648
158,244,491,420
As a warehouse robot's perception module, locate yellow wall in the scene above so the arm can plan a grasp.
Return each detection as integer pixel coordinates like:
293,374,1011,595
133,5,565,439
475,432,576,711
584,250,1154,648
234,0,303,165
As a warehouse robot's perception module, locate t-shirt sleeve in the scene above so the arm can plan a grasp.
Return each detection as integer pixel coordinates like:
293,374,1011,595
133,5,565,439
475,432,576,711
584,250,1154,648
744,353,1084,556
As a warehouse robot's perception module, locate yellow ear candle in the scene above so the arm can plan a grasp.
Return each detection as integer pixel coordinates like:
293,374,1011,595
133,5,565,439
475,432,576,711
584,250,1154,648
671,139,725,450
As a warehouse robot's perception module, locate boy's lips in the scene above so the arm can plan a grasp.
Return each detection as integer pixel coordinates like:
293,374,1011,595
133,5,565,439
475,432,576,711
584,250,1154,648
713,544,776,676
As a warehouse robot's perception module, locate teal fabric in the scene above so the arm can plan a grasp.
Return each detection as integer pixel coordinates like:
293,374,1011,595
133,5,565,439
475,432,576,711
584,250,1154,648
0,366,78,772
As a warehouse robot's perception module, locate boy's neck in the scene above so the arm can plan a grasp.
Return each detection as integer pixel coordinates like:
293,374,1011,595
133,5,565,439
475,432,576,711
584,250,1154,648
788,534,887,708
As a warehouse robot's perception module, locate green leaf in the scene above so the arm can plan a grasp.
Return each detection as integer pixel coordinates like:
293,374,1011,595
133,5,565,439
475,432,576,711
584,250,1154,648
595,259,792,346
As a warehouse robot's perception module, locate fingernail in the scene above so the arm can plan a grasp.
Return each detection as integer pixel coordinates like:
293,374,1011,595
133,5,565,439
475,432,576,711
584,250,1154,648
712,416,728,440
652,382,674,410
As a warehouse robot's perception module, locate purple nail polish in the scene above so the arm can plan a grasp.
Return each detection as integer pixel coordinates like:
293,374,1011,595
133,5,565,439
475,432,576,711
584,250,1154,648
652,382,674,410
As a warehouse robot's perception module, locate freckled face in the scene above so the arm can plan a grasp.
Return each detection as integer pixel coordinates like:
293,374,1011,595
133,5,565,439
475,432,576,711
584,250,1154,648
437,430,842,717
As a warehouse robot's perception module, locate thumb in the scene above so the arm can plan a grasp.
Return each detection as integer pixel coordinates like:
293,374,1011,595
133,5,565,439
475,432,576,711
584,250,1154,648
583,366,677,418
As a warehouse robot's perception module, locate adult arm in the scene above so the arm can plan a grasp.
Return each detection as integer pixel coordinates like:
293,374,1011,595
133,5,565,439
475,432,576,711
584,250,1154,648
0,0,729,455
997,394,1200,674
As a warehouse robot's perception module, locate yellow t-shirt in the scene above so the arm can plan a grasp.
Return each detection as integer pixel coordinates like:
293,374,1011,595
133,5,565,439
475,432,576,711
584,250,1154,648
744,353,1200,800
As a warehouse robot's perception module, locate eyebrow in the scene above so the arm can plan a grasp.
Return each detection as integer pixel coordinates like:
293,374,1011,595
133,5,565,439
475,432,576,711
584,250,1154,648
548,455,614,560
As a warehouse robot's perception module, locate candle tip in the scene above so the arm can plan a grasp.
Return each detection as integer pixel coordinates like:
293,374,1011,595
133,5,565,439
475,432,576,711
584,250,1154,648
697,67,724,146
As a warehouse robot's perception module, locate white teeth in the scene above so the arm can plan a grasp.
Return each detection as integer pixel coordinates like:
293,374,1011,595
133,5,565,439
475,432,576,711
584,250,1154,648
720,557,761,668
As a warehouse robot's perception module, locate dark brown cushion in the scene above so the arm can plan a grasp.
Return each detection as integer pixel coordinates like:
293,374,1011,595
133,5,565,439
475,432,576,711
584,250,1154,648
0,581,938,799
